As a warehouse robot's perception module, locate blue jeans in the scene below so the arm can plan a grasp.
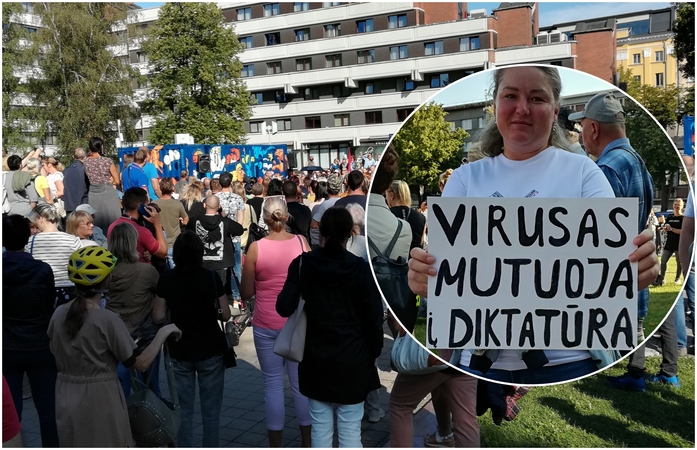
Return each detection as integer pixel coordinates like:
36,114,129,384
167,247,175,269
673,295,687,350
309,399,364,448
459,357,598,384
3,349,60,447
229,241,242,299
172,354,225,448
116,351,162,399
253,326,311,430
686,271,695,335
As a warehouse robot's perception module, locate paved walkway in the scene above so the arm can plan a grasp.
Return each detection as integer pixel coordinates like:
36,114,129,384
18,320,436,448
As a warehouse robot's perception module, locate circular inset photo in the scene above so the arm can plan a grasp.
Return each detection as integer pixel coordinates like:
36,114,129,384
366,63,693,386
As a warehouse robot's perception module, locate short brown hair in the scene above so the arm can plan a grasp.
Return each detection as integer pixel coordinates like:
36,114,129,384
134,147,149,164
159,177,174,195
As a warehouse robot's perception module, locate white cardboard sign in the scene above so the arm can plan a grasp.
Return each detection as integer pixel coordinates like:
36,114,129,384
426,197,638,351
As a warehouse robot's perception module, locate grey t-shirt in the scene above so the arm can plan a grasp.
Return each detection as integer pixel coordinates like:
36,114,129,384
5,171,38,216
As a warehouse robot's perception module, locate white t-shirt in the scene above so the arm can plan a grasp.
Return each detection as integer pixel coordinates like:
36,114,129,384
442,147,616,371
46,172,64,199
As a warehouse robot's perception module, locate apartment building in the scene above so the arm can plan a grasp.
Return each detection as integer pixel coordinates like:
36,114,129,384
12,2,682,162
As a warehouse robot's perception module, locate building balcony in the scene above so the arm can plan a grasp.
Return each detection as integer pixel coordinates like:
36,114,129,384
494,42,575,65
245,122,401,148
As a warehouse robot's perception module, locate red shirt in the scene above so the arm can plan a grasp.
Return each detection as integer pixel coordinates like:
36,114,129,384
3,376,20,442
107,216,160,264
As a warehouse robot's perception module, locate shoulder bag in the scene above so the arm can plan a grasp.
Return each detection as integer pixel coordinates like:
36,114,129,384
390,332,449,375
127,342,181,447
212,270,237,368
273,254,306,363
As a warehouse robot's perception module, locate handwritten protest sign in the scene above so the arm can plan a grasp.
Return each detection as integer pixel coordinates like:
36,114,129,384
426,197,638,351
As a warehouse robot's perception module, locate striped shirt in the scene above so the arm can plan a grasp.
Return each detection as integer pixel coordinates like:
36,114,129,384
25,232,82,287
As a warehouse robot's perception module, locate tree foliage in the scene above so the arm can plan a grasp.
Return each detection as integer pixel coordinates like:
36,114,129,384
618,66,681,128
12,3,139,162
392,102,468,194
672,2,694,79
2,2,30,152
142,2,253,145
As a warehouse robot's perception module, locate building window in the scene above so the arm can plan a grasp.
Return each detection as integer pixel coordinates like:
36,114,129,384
634,75,641,82
357,50,376,64
390,45,408,60
294,2,309,12
263,3,280,17
21,2,33,13
357,19,374,33
425,41,444,56
333,84,350,98
254,93,263,105
267,61,282,74
365,111,382,124
295,28,310,41
276,119,292,131
430,73,449,88
240,36,253,49
460,37,480,51
250,121,264,133
334,114,350,127
388,14,407,29
241,65,254,77
303,87,319,100
365,82,376,94
326,54,342,68
305,116,321,129
655,73,664,87
397,108,414,121
237,7,251,20
275,91,291,103
616,51,628,61
296,58,311,71
461,119,473,130
323,2,340,6
632,53,641,64
324,24,341,38
136,52,148,63
265,32,281,46
396,78,415,91
655,50,664,62
478,117,485,128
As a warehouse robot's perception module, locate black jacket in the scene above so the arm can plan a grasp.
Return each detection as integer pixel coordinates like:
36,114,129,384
62,160,89,211
3,252,55,351
190,214,243,270
277,248,383,404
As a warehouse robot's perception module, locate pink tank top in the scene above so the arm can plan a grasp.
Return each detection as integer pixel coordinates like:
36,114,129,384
253,236,305,330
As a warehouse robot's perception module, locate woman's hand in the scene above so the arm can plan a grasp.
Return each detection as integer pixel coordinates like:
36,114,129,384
629,228,659,291
408,247,436,298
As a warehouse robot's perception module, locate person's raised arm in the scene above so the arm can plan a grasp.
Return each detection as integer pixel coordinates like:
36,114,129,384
142,205,168,259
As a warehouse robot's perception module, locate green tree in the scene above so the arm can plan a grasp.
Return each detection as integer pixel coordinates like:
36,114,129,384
392,102,468,197
618,66,681,128
19,3,138,162
142,3,253,144
2,3,33,153
672,2,694,79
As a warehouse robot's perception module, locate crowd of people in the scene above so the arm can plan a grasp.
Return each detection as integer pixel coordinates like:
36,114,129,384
2,63,692,449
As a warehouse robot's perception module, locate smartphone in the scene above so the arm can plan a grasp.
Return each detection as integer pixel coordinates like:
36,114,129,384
137,203,151,218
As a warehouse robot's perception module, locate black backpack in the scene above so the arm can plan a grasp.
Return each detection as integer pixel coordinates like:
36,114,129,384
367,221,419,333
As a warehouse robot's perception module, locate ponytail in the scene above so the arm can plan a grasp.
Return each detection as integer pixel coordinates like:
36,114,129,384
64,290,89,340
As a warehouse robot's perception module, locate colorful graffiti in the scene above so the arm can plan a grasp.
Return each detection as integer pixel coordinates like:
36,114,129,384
118,144,288,182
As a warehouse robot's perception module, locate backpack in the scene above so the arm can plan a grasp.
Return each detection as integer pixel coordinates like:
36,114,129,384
367,221,419,333
245,204,268,252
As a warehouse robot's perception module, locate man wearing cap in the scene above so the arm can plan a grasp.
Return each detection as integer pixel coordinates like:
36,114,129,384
309,173,343,249
63,148,89,216
570,92,680,390
76,204,108,247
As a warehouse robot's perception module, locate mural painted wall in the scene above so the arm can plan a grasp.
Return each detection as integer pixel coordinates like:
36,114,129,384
117,144,288,182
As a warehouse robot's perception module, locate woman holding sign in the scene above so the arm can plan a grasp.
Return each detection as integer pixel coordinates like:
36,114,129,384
407,65,660,384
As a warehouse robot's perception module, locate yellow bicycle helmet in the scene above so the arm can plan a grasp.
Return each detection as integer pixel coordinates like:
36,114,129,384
68,246,117,286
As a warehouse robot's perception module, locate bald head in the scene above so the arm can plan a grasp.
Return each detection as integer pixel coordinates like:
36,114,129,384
74,148,86,160
204,194,220,212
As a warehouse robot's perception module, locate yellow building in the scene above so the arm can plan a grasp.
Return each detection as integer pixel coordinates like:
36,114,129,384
616,27,687,90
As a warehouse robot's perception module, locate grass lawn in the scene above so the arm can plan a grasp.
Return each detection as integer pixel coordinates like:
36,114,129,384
409,257,694,447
